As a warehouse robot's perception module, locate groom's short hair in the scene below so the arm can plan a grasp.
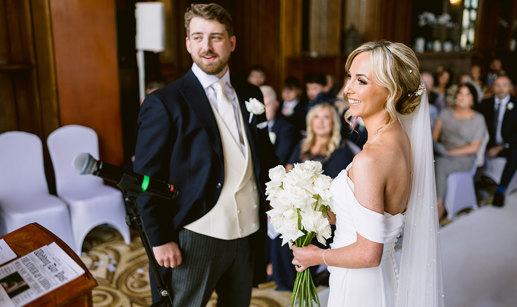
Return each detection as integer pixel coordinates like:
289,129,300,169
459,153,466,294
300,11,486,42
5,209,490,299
184,3,234,37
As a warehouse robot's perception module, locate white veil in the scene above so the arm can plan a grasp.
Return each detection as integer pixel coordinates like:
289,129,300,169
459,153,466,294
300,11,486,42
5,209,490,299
396,90,444,306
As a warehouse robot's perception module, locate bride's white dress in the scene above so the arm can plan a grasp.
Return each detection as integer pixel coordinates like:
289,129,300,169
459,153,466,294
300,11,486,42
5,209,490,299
327,163,405,307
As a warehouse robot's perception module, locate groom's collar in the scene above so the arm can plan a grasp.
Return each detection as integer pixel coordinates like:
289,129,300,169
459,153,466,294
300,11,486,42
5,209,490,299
191,63,232,90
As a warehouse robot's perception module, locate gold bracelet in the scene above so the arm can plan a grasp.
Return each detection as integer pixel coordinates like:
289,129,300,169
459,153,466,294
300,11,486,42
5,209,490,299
322,250,329,266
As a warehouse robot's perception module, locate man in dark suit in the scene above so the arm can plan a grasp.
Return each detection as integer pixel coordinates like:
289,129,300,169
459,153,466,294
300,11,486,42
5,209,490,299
261,85,298,165
477,75,517,206
280,76,307,136
134,4,277,306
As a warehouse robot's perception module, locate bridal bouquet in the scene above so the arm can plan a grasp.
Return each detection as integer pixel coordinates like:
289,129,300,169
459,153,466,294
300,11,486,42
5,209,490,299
265,161,333,307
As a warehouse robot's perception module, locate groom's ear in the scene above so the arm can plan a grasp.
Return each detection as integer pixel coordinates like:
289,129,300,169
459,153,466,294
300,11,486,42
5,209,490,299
230,35,236,52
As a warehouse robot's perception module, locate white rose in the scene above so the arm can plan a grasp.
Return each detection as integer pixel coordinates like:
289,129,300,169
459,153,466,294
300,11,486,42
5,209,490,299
313,175,332,197
285,166,314,192
268,165,286,183
245,98,265,115
245,98,265,123
287,186,315,211
297,160,323,175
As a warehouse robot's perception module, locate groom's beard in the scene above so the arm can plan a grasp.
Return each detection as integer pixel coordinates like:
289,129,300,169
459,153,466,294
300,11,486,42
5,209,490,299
192,51,230,76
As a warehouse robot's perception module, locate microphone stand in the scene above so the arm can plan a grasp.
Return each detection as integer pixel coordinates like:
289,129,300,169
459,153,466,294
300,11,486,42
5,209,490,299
117,173,174,307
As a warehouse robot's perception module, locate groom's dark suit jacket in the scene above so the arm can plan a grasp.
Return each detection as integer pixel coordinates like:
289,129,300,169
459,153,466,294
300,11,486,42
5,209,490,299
134,69,277,284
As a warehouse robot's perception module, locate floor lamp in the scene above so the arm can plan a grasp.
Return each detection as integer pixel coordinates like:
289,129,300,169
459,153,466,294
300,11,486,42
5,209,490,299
135,2,165,101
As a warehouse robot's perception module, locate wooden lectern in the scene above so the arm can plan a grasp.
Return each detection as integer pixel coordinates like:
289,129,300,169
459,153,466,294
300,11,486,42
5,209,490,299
0,223,97,306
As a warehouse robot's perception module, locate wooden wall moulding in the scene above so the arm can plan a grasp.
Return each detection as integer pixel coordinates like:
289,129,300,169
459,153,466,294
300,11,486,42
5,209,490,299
50,0,124,165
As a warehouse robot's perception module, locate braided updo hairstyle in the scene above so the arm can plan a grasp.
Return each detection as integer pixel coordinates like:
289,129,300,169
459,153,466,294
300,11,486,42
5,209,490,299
344,41,422,131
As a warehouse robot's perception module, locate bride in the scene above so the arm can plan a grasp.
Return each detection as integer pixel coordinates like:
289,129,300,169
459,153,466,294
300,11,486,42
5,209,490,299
292,41,443,307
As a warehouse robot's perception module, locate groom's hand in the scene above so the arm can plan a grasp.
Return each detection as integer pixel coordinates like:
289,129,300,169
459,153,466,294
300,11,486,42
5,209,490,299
153,241,182,268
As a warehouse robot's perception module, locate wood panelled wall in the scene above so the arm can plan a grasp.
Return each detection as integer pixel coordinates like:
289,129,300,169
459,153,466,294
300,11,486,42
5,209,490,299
152,0,414,94
1,0,123,167
0,0,58,137
49,0,123,165
5,0,514,175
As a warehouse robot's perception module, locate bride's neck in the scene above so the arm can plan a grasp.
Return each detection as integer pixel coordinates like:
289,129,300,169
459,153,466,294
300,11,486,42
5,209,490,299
363,111,389,142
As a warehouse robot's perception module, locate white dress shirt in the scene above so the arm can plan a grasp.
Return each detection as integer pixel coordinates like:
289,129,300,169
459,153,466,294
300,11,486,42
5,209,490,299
191,63,246,154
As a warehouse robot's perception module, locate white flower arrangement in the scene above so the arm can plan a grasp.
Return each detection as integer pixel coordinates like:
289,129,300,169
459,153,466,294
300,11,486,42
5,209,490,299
418,11,456,28
245,98,265,123
507,102,514,111
265,161,333,307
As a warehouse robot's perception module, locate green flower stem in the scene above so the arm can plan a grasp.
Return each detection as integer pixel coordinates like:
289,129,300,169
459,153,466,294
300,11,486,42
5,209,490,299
291,232,320,307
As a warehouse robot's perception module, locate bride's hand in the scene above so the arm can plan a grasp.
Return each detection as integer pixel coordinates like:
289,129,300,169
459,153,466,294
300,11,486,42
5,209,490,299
292,244,322,272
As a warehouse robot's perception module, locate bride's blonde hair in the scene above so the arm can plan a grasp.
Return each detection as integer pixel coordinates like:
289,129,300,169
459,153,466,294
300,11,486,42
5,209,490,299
344,41,422,132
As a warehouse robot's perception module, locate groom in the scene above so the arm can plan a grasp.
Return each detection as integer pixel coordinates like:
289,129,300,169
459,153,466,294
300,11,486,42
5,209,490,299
134,3,277,306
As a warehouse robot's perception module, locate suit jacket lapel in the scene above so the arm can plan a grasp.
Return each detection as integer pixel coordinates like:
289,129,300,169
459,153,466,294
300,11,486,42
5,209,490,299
180,70,224,161
502,97,516,131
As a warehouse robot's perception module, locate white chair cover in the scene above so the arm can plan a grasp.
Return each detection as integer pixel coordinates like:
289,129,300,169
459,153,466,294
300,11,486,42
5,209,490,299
47,125,130,254
444,131,488,219
0,131,75,248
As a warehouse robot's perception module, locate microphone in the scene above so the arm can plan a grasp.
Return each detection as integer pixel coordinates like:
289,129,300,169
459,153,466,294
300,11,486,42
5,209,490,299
73,153,178,200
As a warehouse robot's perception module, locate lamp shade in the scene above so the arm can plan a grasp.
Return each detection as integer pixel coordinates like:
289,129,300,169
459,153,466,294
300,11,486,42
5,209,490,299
135,2,165,52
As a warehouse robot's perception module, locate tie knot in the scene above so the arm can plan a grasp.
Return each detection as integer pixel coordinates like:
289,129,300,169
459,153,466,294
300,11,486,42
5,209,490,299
212,79,226,92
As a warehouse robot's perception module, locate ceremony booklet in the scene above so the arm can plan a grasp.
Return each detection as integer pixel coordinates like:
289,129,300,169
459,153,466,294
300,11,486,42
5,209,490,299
0,242,85,306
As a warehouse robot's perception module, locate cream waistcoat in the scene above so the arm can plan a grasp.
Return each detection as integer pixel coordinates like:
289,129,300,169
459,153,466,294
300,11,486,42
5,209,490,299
184,100,260,239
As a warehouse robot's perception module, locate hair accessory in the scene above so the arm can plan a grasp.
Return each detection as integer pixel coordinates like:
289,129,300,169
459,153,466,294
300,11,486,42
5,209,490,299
409,83,426,97
414,83,426,96
409,69,413,74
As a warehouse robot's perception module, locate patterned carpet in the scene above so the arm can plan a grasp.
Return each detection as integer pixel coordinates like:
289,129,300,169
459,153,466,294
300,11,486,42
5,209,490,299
79,226,294,307
79,180,505,307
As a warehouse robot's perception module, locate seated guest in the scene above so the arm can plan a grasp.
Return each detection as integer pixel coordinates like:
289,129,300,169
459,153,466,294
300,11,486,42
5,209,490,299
421,71,439,131
433,83,487,219
476,75,517,206
432,68,456,111
281,76,307,135
460,73,483,104
323,74,342,98
269,103,354,291
287,102,354,178
486,58,505,87
260,85,298,165
469,64,486,101
247,64,267,86
305,73,334,109
421,70,438,105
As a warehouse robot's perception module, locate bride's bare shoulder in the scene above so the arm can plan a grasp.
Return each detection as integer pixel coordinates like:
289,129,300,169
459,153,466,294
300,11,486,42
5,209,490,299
350,145,387,176
353,135,408,176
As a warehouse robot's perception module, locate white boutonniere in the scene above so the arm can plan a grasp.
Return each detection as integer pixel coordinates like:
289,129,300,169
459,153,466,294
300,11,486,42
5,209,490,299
507,102,514,111
245,98,265,123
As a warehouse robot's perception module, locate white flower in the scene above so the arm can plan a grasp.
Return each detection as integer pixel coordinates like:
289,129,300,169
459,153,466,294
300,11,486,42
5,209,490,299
301,211,331,245
296,160,323,175
265,160,334,248
507,102,514,110
268,165,286,183
437,13,451,25
245,98,265,123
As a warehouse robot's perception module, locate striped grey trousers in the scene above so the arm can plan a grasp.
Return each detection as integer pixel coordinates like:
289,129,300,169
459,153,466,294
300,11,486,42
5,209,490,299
150,229,254,307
